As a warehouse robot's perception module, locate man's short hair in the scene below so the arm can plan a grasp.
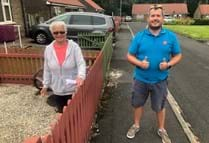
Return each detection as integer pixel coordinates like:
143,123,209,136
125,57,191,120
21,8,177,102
149,4,163,10
148,4,164,16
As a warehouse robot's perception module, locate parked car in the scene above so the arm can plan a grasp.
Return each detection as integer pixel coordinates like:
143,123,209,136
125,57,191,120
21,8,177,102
164,16,174,23
125,16,132,22
29,12,115,44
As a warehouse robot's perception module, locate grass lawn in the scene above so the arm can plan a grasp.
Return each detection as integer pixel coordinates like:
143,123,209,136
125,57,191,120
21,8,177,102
163,25,209,41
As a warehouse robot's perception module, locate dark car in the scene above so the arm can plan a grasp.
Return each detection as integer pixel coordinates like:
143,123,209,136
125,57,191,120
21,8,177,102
29,12,115,44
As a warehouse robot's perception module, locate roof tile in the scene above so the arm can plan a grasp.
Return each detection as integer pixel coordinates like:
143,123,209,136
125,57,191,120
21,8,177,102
132,3,188,15
85,0,103,11
48,0,84,7
199,4,209,15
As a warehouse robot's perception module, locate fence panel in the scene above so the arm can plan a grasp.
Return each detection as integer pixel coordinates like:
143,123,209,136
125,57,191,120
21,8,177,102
78,32,108,50
23,47,103,143
0,48,99,85
0,53,43,84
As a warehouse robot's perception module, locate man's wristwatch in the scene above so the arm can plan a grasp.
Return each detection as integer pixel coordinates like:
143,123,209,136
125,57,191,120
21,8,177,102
167,62,172,69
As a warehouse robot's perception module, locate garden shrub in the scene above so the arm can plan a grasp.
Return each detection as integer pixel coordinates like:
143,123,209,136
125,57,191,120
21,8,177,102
192,19,209,25
164,18,194,25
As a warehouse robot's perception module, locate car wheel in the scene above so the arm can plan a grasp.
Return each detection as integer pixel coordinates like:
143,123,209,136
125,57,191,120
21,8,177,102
35,32,48,44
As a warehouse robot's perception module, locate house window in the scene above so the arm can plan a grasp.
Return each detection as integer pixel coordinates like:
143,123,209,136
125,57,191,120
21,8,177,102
0,0,12,22
54,7,61,16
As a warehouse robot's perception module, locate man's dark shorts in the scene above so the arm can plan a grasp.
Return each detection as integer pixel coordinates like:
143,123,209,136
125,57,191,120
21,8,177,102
131,79,168,112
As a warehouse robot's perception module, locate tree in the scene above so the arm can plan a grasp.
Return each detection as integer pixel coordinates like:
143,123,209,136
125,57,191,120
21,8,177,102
187,0,200,17
94,0,120,15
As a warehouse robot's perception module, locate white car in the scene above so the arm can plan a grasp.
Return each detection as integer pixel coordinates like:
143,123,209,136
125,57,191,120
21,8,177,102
125,16,132,22
164,16,174,23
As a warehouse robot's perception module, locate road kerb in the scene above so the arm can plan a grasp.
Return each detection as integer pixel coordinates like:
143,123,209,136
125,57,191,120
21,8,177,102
167,90,200,143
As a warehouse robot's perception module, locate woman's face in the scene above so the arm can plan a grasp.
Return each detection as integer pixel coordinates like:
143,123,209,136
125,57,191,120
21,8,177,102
52,25,67,43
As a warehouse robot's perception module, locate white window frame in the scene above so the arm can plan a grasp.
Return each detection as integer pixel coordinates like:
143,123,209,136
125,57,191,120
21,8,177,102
1,0,12,22
54,6,61,16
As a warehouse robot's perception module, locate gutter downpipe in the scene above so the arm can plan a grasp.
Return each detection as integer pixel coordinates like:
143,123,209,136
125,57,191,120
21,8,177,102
20,0,28,36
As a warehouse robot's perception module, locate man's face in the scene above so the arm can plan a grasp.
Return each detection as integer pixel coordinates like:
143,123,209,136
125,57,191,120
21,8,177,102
147,8,164,30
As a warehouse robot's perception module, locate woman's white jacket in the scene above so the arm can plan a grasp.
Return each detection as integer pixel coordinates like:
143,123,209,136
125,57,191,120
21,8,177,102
43,40,86,95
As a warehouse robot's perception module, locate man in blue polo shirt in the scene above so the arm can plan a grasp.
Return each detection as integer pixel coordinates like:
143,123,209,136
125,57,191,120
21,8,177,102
126,4,182,142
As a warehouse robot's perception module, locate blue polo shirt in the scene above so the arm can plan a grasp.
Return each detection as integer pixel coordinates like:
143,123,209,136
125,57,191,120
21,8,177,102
128,28,181,83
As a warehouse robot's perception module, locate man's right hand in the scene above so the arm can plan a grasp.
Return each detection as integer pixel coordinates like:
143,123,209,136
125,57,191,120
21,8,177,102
40,88,48,96
140,60,149,69
140,56,149,69
127,53,149,69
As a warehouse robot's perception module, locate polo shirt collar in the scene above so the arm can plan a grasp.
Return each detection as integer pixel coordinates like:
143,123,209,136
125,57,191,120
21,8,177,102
145,27,166,36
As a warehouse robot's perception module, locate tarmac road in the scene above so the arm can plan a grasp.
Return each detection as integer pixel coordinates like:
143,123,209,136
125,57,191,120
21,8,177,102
91,22,195,143
168,31,209,142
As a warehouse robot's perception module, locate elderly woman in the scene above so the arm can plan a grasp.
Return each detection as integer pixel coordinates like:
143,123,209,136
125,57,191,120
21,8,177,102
40,21,86,113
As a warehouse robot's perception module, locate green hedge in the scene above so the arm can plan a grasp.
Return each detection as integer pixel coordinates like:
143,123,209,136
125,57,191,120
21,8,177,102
192,19,209,25
164,18,194,25
164,18,209,25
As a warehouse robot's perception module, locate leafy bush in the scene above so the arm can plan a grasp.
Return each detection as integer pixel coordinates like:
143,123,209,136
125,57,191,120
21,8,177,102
164,20,176,25
164,18,194,25
192,19,209,25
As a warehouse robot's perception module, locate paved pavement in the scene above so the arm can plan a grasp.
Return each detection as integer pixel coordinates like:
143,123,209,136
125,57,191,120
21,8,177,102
91,23,189,143
0,36,45,49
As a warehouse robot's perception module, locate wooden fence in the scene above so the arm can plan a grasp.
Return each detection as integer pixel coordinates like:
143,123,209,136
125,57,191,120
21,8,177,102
24,52,103,143
0,32,113,143
0,48,99,84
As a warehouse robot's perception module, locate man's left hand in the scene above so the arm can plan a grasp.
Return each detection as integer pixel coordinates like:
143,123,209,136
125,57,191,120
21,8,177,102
159,62,169,70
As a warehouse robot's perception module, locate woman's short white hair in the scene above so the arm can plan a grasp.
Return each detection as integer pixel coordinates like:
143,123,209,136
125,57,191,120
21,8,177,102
49,21,67,33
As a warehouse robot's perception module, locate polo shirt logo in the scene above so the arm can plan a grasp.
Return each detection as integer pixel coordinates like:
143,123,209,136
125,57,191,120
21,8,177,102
163,41,167,45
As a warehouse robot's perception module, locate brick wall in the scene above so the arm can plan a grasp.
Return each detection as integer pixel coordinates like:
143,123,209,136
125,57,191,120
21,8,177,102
10,0,25,36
